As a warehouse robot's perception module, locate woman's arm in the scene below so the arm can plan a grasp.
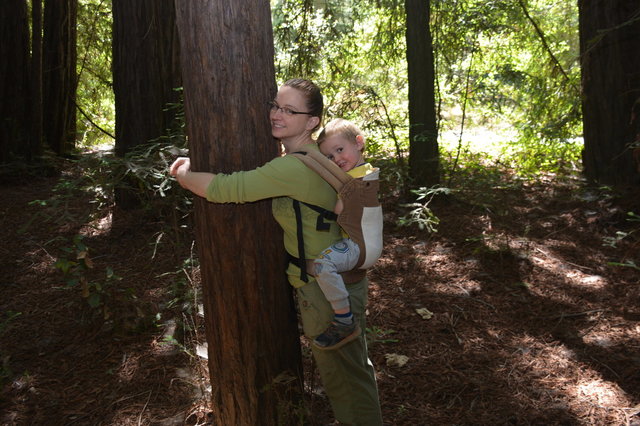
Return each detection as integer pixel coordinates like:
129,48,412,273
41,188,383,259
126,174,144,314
169,157,216,199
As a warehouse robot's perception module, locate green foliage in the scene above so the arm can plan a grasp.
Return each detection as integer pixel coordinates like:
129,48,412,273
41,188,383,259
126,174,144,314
366,326,399,345
398,186,450,232
603,212,640,248
76,0,115,147
604,212,640,271
272,0,410,162
160,256,200,317
116,141,189,207
19,166,98,233
53,234,126,316
108,88,190,215
270,0,583,184
435,0,582,150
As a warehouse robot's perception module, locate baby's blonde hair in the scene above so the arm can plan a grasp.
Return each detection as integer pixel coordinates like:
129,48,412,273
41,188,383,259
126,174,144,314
317,118,365,151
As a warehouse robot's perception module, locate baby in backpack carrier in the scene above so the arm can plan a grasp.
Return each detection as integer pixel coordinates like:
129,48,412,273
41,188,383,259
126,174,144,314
312,118,382,350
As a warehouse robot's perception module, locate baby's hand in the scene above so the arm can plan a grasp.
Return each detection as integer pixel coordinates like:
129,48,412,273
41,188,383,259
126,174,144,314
334,199,344,215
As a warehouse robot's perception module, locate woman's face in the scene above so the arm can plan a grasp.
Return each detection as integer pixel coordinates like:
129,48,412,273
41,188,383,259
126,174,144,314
319,134,364,172
270,86,317,141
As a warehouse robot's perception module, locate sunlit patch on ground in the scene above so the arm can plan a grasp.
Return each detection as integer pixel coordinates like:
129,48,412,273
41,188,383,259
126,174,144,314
80,211,113,237
574,378,630,409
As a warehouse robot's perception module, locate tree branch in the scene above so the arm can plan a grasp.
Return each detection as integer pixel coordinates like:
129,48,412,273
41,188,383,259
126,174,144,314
518,0,580,95
75,101,115,140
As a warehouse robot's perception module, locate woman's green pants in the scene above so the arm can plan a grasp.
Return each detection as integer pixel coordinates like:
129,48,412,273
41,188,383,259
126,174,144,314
297,276,383,425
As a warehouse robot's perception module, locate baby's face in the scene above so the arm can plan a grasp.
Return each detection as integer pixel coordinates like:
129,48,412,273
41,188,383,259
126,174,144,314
319,135,364,172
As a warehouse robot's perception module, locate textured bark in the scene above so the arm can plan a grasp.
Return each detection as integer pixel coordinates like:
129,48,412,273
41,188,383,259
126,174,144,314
112,0,181,157
31,0,44,159
43,0,77,155
0,0,31,163
579,0,640,186
175,1,302,424
112,0,181,208
405,0,439,187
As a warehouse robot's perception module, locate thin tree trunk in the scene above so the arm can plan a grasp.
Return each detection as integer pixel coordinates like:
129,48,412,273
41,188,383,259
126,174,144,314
43,0,77,156
405,0,439,188
31,0,44,159
175,1,302,424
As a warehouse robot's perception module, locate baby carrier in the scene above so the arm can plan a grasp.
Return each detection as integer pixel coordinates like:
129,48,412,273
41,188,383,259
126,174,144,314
289,149,383,283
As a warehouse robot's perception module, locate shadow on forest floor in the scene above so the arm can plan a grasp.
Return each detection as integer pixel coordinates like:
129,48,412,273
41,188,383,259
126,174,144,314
1,159,639,425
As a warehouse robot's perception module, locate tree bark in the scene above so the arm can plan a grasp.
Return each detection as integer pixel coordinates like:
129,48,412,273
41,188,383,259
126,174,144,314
0,0,31,163
579,0,640,186
405,0,439,187
175,2,302,424
43,0,77,156
31,0,44,159
112,0,181,208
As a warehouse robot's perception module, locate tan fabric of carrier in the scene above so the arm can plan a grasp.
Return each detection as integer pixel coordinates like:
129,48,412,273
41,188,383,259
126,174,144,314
291,149,383,273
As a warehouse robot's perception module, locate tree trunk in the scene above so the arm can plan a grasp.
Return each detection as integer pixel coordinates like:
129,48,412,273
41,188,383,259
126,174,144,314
0,0,31,163
405,0,439,187
112,0,181,208
43,0,77,156
31,0,44,159
175,2,302,424
579,0,640,186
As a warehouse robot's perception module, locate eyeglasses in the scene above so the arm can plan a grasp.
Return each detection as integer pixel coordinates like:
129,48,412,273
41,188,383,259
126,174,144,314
268,101,313,116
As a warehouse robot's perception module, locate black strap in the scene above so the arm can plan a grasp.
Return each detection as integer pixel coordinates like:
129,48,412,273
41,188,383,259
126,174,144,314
300,201,337,231
292,200,308,282
291,199,337,283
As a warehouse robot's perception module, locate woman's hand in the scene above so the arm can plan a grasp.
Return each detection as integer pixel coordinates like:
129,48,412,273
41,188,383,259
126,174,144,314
169,157,191,180
168,157,215,198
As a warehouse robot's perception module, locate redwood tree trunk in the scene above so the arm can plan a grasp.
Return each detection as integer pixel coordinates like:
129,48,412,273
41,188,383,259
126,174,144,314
31,0,44,159
175,2,302,424
579,0,640,186
43,0,77,156
112,0,181,207
406,0,439,187
0,0,31,163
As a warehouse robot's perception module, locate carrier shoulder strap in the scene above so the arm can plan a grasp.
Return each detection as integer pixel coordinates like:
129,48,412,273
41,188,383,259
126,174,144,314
290,150,353,192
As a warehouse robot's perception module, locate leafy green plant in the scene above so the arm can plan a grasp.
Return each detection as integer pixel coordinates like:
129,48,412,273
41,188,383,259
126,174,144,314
604,212,640,270
54,234,124,318
398,186,450,232
607,260,640,271
19,170,96,233
603,212,639,247
366,326,399,345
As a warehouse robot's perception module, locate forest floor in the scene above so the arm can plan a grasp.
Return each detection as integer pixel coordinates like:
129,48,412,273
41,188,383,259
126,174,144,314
1,155,639,425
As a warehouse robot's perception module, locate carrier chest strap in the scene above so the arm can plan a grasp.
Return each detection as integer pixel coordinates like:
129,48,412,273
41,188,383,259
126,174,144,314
291,199,337,282
300,201,337,230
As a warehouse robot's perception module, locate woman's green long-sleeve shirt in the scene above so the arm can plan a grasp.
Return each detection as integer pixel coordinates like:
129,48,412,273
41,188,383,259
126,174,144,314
205,144,341,288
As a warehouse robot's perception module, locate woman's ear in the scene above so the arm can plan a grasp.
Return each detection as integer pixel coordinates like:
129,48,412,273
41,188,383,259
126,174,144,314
306,116,321,131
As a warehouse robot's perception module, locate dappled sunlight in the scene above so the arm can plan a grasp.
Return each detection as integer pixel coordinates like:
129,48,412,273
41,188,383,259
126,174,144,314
581,322,640,349
529,244,609,290
574,378,629,409
440,112,518,158
503,337,635,419
79,211,113,237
